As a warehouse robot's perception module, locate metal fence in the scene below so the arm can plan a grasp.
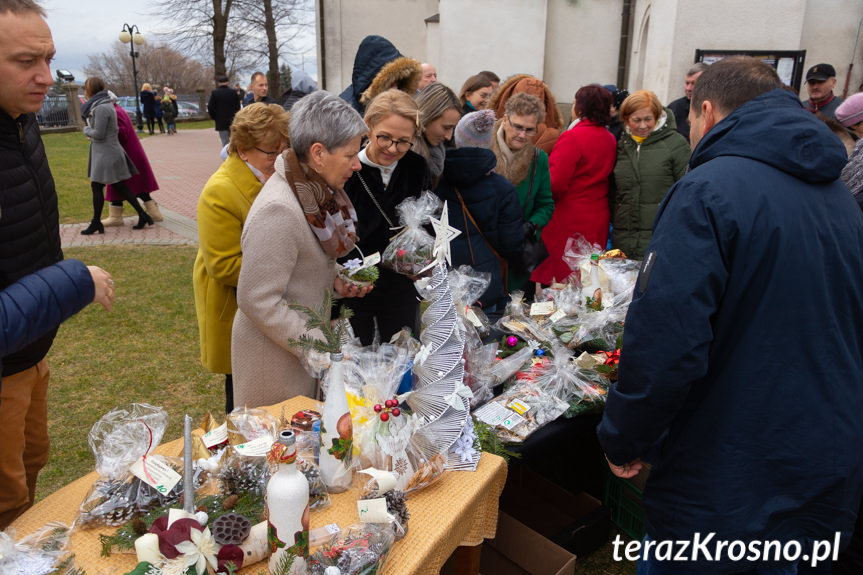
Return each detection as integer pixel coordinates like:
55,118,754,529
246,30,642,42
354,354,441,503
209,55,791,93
36,95,73,128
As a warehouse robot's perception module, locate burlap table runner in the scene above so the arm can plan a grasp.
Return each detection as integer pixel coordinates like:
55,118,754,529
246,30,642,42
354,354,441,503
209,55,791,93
10,395,507,574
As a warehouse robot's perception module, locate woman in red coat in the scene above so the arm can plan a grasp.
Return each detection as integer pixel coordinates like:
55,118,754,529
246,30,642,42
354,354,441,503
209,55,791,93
531,85,616,285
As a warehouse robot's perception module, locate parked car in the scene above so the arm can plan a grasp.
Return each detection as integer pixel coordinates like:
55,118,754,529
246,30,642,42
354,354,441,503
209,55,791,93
176,101,200,118
114,96,141,120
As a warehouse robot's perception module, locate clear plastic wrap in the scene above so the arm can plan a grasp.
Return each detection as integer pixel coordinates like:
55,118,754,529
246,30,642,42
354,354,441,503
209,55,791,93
217,408,280,496
307,523,395,575
88,403,168,480
78,455,201,527
0,522,74,575
380,191,442,276
560,233,604,281
472,381,570,443
464,342,498,407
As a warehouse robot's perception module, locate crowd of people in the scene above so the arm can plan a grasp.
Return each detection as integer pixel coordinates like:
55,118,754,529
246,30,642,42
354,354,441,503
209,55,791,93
2,4,863,570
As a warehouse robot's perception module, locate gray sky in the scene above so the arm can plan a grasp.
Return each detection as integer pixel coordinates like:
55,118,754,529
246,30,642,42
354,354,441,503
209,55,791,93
41,0,317,85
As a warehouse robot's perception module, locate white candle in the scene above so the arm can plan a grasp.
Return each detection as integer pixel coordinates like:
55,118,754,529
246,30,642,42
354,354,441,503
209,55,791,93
183,414,194,514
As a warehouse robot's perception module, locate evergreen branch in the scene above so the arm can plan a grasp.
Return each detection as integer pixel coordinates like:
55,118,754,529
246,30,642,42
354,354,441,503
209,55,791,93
286,289,353,354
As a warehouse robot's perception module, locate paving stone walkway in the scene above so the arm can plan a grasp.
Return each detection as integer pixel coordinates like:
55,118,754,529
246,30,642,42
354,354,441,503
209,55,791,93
60,128,224,248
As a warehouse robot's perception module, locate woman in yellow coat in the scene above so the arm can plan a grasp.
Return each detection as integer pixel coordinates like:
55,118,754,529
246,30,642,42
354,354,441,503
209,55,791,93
192,103,290,412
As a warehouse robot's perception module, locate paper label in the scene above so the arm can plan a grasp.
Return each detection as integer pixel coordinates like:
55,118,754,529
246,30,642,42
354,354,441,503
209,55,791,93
465,307,483,327
549,309,567,323
363,252,381,268
202,422,228,448
234,434,275,457
324,523,340,534
357,498,393,523
500,411,526,430
530,301,555,316
473,402,511,426
130,456,182,494
507,399,531,416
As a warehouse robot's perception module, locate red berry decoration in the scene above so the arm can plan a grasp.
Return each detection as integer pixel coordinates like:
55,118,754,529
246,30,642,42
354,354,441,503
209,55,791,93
374,404,382,413
380,412,390,422
397,249,406,257
392,408,401,417
384,399,393,408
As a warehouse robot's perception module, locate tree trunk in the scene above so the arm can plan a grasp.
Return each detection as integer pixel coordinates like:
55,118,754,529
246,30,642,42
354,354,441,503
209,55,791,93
263,0,280,100
212,0,233,83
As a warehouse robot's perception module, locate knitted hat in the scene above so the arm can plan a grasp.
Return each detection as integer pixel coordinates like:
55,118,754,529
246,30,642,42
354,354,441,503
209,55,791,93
835,93,863,128
454,109,497,148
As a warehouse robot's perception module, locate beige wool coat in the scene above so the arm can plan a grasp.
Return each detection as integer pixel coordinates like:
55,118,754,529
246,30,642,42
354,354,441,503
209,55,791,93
231,154,337,409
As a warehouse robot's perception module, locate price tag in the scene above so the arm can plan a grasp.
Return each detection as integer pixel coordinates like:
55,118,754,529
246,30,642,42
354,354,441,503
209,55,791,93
357,498,393,523
465,306,483,328
363,252,381,268
507,399,531,416
130,456,182,494
234,435,275,457
202,422,228,449
549,309,567,323
530,301,555,316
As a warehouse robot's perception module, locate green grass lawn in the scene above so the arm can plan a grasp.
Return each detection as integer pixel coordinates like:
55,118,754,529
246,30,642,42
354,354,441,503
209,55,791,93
38,245,224,499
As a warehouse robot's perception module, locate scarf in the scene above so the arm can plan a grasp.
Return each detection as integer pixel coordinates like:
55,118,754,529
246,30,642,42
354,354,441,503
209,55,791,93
491,120,535,186
283,148,359,258
80,90,110,122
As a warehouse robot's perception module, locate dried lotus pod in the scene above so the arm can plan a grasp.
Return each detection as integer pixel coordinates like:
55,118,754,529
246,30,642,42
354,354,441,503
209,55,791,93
212,512,252,545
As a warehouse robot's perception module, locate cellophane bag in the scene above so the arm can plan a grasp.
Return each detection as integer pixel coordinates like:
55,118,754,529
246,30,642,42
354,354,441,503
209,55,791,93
336,341,415,470
88,403,168,480
560,233,604,282
307,523,395,575
381,191,442,276
218,408,279,496
79,404,188,528
472,379,569,443
0,522,76,575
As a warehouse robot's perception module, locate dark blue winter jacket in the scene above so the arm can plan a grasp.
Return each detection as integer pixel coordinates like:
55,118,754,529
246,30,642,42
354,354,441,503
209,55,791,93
339,35,400,114
0,259,94,398
598,89,863,570
435,147,523,310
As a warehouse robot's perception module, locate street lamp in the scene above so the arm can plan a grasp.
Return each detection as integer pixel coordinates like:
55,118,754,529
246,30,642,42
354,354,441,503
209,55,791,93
119,23,145,132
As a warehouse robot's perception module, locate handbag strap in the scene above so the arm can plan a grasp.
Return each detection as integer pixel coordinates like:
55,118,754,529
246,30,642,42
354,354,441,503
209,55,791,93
454,187,504,264
356,172,395,228
523,148,539,217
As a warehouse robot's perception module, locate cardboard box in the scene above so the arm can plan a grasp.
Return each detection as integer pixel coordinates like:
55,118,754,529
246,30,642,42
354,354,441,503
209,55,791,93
480,512,576,575
500,465,611,558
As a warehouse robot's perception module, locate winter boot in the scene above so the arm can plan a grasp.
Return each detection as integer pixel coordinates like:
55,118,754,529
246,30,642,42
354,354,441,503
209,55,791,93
101,205,125,227
144,200,164,222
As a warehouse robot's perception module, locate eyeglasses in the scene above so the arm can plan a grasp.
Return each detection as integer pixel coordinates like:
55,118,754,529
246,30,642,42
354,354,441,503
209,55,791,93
507,116,537,136
375,134,413,152
254,146,285,159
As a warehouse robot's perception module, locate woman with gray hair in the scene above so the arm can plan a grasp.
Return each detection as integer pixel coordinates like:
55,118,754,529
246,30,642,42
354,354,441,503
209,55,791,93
231,91,371,407
490,92,554,294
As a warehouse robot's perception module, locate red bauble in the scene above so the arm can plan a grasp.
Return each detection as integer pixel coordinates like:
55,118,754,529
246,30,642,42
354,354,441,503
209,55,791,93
373,404,382,413
397,249,406,257
385,399,395,408
392,408,401,417
380,412,390,422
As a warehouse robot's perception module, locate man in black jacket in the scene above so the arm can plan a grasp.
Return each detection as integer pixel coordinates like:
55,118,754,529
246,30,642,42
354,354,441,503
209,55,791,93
208,75,240,146
0,0,113,530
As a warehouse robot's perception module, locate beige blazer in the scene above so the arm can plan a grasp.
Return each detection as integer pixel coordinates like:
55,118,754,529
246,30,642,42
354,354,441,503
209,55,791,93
231,154,336,408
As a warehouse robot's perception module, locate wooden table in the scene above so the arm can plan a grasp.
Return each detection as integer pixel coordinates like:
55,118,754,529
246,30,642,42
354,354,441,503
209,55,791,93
10,396,507,574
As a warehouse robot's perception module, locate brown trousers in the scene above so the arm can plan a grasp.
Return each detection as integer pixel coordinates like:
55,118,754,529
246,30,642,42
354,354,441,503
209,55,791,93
0,359,50,530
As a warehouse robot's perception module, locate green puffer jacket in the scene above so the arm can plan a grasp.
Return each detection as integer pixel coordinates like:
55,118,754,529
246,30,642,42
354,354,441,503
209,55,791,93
611,108,690,259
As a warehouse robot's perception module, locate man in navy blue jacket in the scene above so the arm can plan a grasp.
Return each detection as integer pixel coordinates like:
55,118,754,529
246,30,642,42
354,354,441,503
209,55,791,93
598,56,863,573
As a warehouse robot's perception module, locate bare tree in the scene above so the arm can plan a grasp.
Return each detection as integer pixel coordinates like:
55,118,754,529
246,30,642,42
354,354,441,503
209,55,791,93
231,0,315,98
148,0,237,84
84,42,213,95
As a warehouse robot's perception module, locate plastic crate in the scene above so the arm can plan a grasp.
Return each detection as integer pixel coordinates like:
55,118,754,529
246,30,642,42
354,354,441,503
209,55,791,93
602,468,645,541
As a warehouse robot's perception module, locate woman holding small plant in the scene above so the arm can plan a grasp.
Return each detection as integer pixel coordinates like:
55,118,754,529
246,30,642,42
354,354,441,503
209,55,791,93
341,89,431,345
232,91,371,408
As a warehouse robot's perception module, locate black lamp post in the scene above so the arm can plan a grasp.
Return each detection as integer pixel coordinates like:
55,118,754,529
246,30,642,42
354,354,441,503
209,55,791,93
119,23,145,132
